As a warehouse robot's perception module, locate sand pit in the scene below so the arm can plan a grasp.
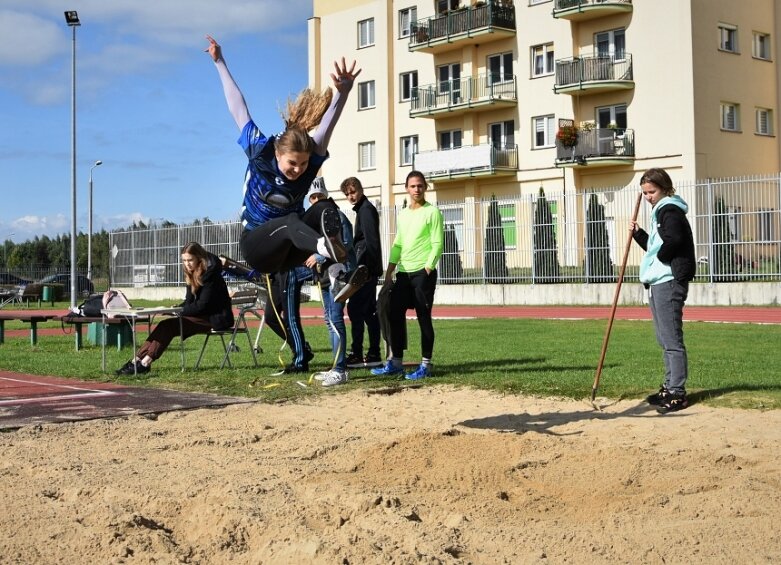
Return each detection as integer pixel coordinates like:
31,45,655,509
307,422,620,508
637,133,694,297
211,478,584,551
1,386,780,563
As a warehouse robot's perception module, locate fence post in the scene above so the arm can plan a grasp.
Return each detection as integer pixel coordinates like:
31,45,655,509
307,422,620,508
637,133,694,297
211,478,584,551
706,177,714,284
529,193,536,284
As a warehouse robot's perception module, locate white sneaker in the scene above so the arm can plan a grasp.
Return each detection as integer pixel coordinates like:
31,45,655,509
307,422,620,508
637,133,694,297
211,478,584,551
320,369,348,387
313,371,328,381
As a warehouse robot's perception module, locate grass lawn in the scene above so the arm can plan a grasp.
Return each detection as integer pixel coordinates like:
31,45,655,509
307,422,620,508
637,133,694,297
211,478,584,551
1,312,779,410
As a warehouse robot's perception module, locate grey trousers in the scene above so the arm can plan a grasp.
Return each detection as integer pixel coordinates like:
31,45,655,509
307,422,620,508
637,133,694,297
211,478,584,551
648,280,689,394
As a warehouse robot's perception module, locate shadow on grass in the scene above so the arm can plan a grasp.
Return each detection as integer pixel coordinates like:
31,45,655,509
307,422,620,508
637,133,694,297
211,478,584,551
688,384,781,404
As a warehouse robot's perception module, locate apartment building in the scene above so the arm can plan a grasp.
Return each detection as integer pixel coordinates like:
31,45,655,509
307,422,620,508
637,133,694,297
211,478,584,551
309,0,780,207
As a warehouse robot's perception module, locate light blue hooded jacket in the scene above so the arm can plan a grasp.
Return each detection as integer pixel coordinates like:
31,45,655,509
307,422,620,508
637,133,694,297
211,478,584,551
639,196,689,286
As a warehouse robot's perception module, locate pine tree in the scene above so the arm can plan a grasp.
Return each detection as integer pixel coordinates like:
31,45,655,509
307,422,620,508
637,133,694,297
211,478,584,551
484,194,509,283
440,224,464,282
533,187,560,283
585,193,614,282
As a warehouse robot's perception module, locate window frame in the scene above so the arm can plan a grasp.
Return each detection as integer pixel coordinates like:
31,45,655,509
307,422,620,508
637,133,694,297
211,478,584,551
358,18,375,48
358,80,376,110
531,43,554,77
498,203,518,249
488,51,514,84
753,31,771,60
399,7,417,39
489,120,515,149
400,135,418,166
532,115,555,149
439,129,463,150
721,102,740,132
718,23,739,53
400,71,418,102
358,141,376,171
595,28,625,60
756,107,773,136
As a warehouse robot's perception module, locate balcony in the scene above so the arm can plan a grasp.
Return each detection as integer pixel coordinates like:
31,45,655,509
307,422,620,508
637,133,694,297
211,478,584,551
555,128,635,168
554,53,634,95
414,144,519,181
409,3,516,54
410,74,517,119
553,0,632,21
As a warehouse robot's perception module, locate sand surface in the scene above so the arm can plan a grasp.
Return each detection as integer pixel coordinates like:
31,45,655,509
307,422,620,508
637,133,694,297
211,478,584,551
1,386,780,564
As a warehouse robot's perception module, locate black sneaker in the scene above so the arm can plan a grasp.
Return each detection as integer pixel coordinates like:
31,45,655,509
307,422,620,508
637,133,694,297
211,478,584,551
271,363,310,376
646,386,670,406
334,265,369,303
345,352,364,368
656,392,689,414
362,354,383,368
115,360,150,376
320,208,347,263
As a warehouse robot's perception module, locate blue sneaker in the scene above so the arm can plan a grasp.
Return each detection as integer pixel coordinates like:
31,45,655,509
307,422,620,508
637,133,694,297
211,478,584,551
370,361,404,376
405,364,432,380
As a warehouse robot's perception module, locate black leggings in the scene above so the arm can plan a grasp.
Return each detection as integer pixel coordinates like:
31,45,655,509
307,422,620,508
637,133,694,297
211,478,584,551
240,201,336,274
389,269,437,359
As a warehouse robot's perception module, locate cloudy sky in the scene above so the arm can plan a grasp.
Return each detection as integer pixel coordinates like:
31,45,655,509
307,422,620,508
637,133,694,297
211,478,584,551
0,0,313,243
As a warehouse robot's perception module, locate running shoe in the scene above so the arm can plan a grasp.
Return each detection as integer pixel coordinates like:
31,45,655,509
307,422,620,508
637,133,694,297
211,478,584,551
405,363,432,381
370,361,404,376
333,265,369,303
646,385,670,406
320,208,347,263
320,369,349,387
656,392,689,414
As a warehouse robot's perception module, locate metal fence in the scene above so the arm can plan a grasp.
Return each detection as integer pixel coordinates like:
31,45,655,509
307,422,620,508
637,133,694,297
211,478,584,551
109,173,781,288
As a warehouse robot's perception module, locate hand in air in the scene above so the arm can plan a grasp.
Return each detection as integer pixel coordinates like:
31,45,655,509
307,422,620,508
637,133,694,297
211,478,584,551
204,35,222,62
331,57,361,94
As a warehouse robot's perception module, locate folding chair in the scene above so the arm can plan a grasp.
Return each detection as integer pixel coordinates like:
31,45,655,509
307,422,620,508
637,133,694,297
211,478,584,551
194,285,267,369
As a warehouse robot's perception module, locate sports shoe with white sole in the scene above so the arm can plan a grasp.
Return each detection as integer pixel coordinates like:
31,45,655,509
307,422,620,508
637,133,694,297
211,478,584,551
332,265,370,303
405,363,432,380
320,369,349,387
320,208,347,263
370,360,404,377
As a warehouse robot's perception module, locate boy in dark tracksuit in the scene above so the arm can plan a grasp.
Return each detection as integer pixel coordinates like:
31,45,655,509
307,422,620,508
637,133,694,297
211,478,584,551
630,168,696,414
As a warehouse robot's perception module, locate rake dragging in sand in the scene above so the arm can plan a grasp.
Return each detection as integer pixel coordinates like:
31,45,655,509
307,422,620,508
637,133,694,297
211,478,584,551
590,190,644,409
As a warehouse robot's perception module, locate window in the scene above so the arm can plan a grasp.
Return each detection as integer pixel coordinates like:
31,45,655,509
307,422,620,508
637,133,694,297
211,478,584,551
400,135,418,166
489,120,515,149
438,63,462,102
359,141,376,170
488,52,514,83
758,208,776,242
437,0,460,15
442,208,464,253
728,206,742,241
753,32,771,60
597,104,627,132
358,18,375,48
499,204,517,248
596,29,625,59
531,44,554,77
439,129,462,149
756,108,773,135
358,80,375,110
721,102,740,131
719,24,738,52
533,115,555,148
399,7,417,38
400,71,418,102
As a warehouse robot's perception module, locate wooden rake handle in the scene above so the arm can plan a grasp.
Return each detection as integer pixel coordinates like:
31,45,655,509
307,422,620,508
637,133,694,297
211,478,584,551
591,191,644,402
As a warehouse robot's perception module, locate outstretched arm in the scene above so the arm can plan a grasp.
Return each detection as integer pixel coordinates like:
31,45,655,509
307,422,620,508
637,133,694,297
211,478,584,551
312,57,362,156
205,35,251,131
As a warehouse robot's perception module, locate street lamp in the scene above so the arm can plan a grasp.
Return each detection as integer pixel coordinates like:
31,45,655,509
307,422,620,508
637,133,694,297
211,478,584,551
65,10,80,307
88,160,102,281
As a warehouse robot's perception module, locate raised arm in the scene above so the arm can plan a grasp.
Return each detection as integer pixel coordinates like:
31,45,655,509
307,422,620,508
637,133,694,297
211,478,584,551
312,57,362,156
205,35,251,131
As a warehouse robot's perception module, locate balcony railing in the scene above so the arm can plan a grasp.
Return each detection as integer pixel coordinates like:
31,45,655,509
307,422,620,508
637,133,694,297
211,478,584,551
554,53,634,94
414,144,519,180
555,128,635,166
553,0,633,21
410,3,516,52
410,74,517,118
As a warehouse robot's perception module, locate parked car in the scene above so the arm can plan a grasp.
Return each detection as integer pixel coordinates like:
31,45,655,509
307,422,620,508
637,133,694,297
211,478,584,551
0,273,32,287
35,273,95,298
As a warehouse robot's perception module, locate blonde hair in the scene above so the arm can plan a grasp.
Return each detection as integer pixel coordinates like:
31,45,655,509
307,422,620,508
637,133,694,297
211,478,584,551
276,87,333,154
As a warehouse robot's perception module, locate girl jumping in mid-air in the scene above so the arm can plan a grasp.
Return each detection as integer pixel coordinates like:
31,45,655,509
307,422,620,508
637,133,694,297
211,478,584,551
205,35,361,275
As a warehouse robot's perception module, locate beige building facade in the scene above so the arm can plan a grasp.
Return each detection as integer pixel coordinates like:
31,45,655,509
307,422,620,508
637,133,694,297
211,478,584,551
309,0,780,207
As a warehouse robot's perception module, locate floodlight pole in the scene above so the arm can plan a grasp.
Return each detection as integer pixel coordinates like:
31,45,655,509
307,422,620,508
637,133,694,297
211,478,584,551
88,160,102,281
66,11,81,307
